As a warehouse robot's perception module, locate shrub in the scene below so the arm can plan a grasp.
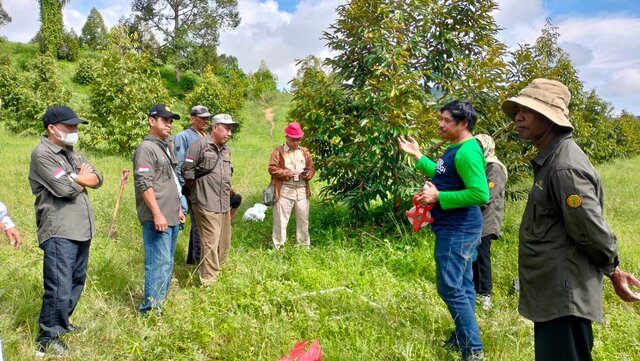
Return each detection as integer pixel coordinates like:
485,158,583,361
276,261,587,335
83,25,171,156
185,65,245,126
58,28,80,62
73,58,98,85
0,55,71,134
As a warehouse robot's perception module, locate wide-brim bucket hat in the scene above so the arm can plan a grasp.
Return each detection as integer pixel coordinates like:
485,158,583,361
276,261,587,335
284,122,304,138
502,78,573,129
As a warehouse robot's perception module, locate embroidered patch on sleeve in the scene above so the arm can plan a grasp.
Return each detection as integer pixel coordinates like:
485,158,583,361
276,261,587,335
53,168,66,179
488,181,495,188
138,166,150,172
185,157,194,163
566,194,582,208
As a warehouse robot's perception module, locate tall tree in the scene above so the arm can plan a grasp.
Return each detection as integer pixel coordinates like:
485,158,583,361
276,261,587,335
130,0,240,82
80,7,107,50
0,0,11,27
290,0,506,217
38,0,70,56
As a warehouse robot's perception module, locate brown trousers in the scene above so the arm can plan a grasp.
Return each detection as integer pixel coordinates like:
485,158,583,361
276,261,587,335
192,204,232,285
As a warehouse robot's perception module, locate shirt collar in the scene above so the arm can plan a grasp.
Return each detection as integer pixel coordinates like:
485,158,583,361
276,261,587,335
41,136,68,153
283,143,299,152
532,131,573,167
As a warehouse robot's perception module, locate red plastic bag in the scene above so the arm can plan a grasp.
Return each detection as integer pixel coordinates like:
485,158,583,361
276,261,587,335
278,339,322,361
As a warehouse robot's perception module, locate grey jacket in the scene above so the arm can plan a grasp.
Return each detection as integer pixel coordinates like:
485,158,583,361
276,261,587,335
481,162,506,239
519,132,618,323
182,135,233,213
29,137,103,244
133,135,181,225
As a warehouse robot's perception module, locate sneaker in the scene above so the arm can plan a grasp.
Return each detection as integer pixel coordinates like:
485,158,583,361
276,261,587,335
462,351,485,361
478,294,491,313
513,278,520,293
35,339,67,357
67,323,87,335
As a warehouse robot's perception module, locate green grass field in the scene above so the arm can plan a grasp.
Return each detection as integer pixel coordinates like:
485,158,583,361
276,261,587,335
1,94,639,360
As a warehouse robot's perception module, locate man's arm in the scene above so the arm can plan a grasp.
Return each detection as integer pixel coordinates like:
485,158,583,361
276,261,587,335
553,168,618,269
437,141,489,209
0,202,22,249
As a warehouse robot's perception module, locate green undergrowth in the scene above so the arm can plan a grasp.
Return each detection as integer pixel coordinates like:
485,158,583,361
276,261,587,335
0,95,639,360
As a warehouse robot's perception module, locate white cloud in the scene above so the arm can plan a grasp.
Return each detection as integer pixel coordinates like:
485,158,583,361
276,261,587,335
218,0,344,89
0,0,39,43
493,0,640,114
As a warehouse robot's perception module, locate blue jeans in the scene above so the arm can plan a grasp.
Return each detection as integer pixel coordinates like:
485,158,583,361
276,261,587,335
434,227,483,356
139,221,179,313
38,237,91,342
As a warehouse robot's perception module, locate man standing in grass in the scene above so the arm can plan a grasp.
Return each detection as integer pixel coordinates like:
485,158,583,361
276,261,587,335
133,104,185,314
182,114,238,287
174,105,210,266
29,105,103,356
502,78,640,360
399,100,489,361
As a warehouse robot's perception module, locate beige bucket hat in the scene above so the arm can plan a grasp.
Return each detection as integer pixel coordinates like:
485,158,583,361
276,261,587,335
502,78,573,129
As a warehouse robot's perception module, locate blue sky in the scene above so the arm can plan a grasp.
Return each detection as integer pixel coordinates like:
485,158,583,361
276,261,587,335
1,0,639,115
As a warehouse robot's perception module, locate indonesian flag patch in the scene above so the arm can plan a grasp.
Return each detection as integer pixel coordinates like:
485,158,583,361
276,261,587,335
53,168,66,179
138,165,150,172
185,157,194,163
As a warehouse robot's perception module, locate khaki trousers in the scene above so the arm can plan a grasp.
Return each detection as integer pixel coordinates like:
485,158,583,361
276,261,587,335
192,204,232,285
272,195,310,248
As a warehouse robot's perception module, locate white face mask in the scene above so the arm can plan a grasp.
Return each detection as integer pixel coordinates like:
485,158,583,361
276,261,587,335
52,126,79,146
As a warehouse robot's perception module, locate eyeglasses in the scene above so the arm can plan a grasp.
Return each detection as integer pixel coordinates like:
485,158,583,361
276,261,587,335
288,138,302,142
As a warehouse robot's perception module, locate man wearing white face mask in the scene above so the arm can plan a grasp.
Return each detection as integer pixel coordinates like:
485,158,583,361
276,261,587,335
29,105,103,357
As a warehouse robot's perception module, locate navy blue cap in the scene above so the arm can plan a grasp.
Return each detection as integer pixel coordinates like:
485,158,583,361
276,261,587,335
43,105,88,126
149,104,180,120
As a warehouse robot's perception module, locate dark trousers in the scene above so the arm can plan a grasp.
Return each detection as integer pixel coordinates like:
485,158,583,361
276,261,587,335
185,207,201,265
472,235,492,296
534,315,593,361
38,237,90,342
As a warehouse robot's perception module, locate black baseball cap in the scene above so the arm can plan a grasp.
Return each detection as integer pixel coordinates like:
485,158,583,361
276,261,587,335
42,105,89,126
149,104,181,120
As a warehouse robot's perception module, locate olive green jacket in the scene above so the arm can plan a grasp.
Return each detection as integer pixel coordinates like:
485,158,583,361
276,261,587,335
519,132,618,323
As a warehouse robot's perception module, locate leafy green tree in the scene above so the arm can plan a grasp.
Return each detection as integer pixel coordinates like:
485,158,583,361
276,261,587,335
73,57,99,85
0,55,71,134
290,0,506,217
0,0,11,27
80,7,107,50
612,111,640,157
58,28,80,61
83,25,171,155
248,60,278,102
185,65,245,126
130,0,240,82
38,0,69,57
118,16,161,60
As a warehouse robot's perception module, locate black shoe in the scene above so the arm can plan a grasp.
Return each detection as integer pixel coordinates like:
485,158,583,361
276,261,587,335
35,339,67,357
68,323,87,334
462,351,485,361
442,331,460,351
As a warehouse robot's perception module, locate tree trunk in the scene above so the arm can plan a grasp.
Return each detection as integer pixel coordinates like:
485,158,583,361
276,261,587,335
175,65,181,83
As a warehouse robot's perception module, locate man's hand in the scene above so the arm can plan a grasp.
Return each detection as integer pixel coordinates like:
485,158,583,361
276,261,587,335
153,212,169,232
416,181,439,205
398,136,422,161
78,163,93,175
5,227,22,250
610,267,640,302
179,208,186,225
